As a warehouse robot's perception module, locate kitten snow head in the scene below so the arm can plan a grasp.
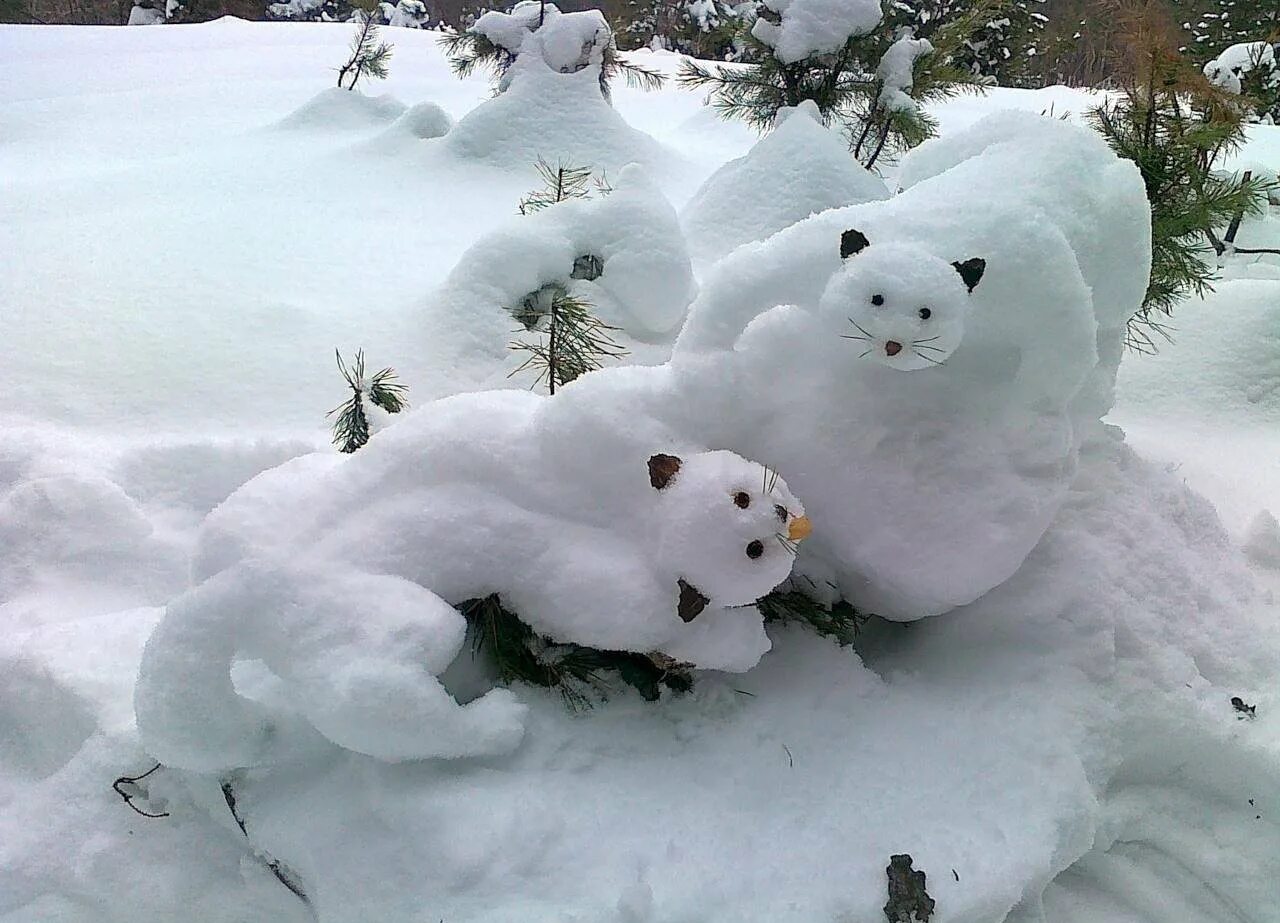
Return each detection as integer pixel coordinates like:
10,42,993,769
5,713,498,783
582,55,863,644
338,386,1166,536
819,228,986,371
647,450,809,616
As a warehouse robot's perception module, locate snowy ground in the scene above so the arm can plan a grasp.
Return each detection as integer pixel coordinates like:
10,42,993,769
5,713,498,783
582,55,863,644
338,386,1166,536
3,20,1280,923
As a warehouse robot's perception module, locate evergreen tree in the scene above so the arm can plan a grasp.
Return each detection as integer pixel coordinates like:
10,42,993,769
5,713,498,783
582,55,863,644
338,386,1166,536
678,0,1007,168
336,12,394,90
1089,1,1271,350
616,0,751,59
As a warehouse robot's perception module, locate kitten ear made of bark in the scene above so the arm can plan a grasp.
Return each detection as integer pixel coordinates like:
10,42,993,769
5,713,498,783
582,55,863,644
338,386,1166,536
840,228,870,259
648,453,682,490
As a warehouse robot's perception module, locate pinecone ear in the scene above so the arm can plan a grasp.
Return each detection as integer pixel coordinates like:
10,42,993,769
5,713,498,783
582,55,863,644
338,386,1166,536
648,453,682,490
952,258,986,293
840,229,871,259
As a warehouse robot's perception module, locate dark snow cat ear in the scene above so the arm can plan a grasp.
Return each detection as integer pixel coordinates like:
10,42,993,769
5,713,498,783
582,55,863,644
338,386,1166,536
840,229,871,259
649,453,683,490
677,579,709,622
952,258,986,293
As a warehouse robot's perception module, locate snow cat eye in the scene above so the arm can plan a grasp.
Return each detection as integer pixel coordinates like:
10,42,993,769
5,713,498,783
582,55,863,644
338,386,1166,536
746,540,765,559
919,308,932,320
871,294,885,306
775,504,788,522
734,491,751,509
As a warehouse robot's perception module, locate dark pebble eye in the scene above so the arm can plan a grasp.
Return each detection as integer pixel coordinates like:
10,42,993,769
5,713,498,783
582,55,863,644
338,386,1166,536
871,294,885,306
734,491,751,509
775,504,788,522
746,540,764,559
919,308,932,320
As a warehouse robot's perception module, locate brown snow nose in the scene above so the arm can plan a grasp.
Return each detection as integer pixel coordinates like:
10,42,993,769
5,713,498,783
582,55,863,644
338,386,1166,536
884,340,903,357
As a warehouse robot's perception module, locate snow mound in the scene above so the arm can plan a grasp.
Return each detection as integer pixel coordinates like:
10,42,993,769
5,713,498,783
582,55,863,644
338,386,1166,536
135,560,527,772
0,656,97,779
750,0,882,64
679,101,890,267
666,111,1148,618
191,388,807,671
380,100,453,140
0,473,184,609
473,2,613,91
1244,509,1280,569
442,50,668,173
274,87,407,132
1116,279,1280,422
422,163,695,383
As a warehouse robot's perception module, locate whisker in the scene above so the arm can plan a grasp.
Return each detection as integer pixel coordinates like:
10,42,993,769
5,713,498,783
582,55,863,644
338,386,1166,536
847,318,874,340
775,535,799,556
840,334,870,342
858,348,875,359
913,336,941,344
913,344,946,353
912,349,943,366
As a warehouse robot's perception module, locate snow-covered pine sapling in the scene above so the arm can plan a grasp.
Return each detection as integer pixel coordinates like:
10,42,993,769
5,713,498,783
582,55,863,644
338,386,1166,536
439,2,663,100
328,349,408,453
517,157,593,215
1089,2,1272,351
336,12,394,91
677,0,1003,169
508,285,627,394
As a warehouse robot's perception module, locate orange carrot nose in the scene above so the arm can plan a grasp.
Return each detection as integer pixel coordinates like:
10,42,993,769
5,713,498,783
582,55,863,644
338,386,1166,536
884,341,903,357
788,515,813,541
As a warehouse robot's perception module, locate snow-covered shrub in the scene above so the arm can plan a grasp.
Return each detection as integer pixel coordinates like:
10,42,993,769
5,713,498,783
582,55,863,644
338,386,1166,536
379,0,428,27
127,0,165,24
425,164,695,377
266,0,349,22
1090,11,1272,348
677,0,990,168
885,0,1050,85
1204,41,1280,123
618,0,753,60
680,101,890,266
441,1,663,102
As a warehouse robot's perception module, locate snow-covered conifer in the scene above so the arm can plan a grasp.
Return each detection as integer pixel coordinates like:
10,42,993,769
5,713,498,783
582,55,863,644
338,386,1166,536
328,350,408,453
335,12,394,90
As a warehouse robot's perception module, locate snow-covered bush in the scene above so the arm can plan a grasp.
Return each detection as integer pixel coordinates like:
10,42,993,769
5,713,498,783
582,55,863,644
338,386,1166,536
126,0,165,24
680,101,890,266
424,164,694,384
1203,41,1280,123
886,0,1050,85
380,0,428,27
441,1,664,102
678,0,989,168
619,0,757,59
266,0,349,20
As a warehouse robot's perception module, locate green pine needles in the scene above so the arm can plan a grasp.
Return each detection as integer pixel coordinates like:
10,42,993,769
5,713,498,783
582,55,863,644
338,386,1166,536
518,158,593,214
509,285,628,395
337,13,394,91
756,588,871,647
677,0,1002,169
1089,2,1272,351
509,158,627,394
328,349,408,453
458,595,694,710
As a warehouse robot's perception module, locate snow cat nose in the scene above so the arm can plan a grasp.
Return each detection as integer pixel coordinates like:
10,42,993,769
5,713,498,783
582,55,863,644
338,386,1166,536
884,341,903,357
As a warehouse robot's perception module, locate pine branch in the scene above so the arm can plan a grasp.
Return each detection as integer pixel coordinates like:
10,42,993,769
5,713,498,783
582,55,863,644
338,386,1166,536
518,158,594,214
328,349,407,453
337,13,394,91
756,589,871,646
508,287,628,395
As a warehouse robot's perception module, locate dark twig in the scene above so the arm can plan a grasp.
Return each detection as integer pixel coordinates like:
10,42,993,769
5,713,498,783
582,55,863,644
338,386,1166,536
112,763,170,818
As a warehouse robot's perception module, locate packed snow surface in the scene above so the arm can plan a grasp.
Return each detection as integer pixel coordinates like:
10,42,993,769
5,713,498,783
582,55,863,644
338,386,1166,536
750,0,882,64
2,20,1280,923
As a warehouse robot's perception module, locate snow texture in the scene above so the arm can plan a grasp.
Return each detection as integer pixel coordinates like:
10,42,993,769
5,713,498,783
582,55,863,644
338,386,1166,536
1244,509,1280,569
665,110,1150,619
750,0,882,64
425,163,695,376
876,36,933,113
472,2,612,89
679,101,890,267
276,86,407,131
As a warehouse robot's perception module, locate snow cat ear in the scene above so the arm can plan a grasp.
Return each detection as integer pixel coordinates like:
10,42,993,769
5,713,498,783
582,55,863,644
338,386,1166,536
840,229,871,259
648,453,683,490
952,258,987,293
677,578,709,622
